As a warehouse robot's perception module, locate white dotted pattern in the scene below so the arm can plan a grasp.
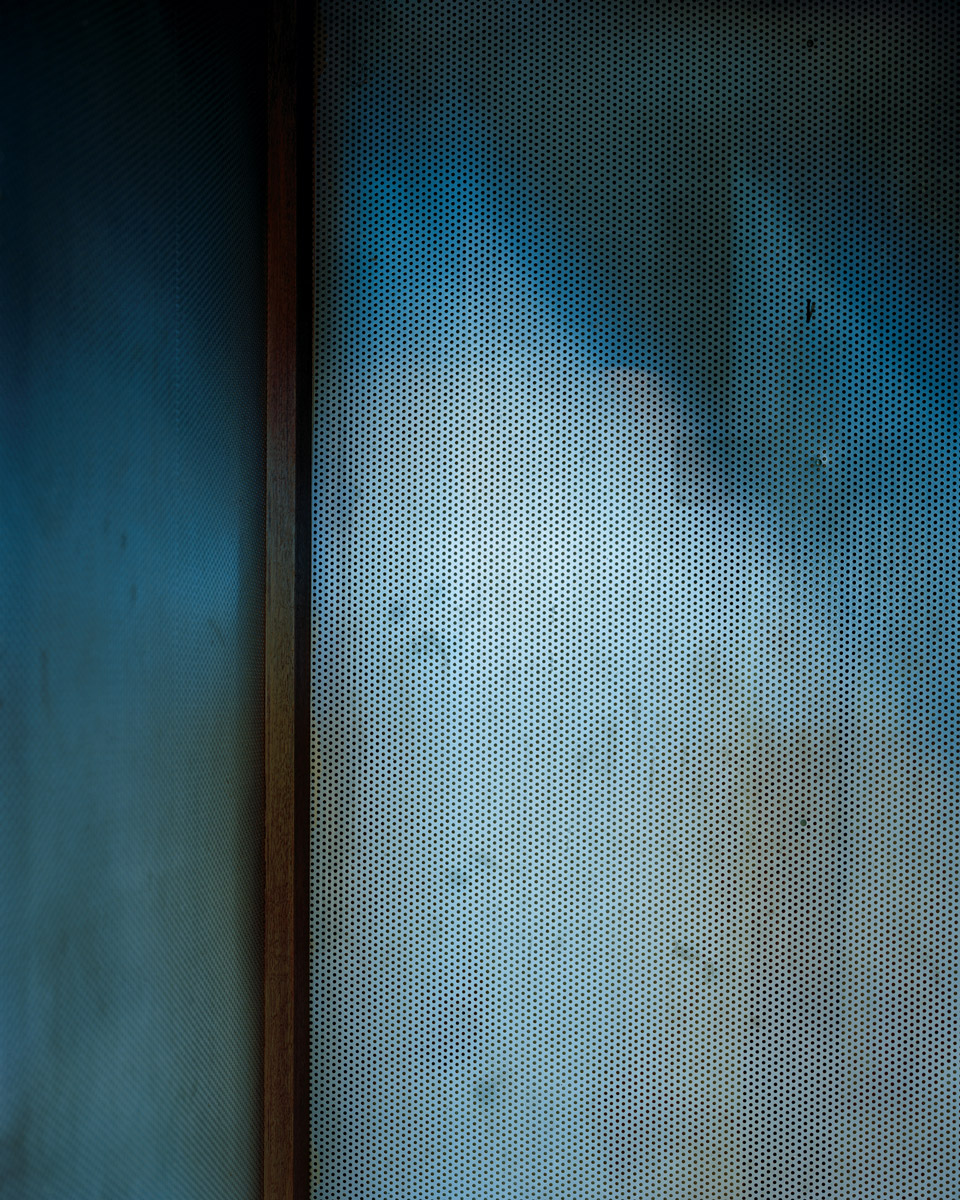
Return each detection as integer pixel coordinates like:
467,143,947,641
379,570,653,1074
312,5,959,1198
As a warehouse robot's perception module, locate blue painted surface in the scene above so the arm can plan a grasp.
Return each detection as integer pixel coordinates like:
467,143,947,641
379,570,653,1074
0,4,264,1196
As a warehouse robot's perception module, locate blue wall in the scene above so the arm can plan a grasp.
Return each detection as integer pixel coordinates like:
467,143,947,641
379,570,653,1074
0,4,265,1195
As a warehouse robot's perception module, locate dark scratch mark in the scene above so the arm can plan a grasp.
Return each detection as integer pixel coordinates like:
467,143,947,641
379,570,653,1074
806,298,815,322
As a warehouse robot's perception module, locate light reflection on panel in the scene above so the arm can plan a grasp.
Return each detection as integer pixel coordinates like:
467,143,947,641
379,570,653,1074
313,5,960,1198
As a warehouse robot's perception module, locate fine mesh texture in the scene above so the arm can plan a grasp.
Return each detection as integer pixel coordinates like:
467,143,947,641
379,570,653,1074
312,4,960,1197
0,3,265,1195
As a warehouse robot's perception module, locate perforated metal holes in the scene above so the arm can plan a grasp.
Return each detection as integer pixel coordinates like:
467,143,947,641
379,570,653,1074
312,4,959,1197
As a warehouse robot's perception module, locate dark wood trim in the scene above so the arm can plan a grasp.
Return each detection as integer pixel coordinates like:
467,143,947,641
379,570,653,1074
265,0,315,1197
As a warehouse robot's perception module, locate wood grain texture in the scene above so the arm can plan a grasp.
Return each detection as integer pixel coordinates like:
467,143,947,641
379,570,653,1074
265,0,314,1196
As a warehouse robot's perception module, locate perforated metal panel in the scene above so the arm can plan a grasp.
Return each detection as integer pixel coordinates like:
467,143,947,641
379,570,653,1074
1,3,265,1195
312,4,960,1197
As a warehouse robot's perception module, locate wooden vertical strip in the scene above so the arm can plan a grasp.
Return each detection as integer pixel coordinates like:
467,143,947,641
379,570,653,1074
265,0,315,1197
265,0,297,1188
293,1,318,1197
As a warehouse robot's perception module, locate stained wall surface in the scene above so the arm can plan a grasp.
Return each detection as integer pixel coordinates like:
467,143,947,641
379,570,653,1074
313,4,959,1199
0,4,265,1195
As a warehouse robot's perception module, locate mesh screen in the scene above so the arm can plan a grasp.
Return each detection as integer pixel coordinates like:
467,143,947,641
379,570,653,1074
312,4,960,1197
0,3,264,1195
